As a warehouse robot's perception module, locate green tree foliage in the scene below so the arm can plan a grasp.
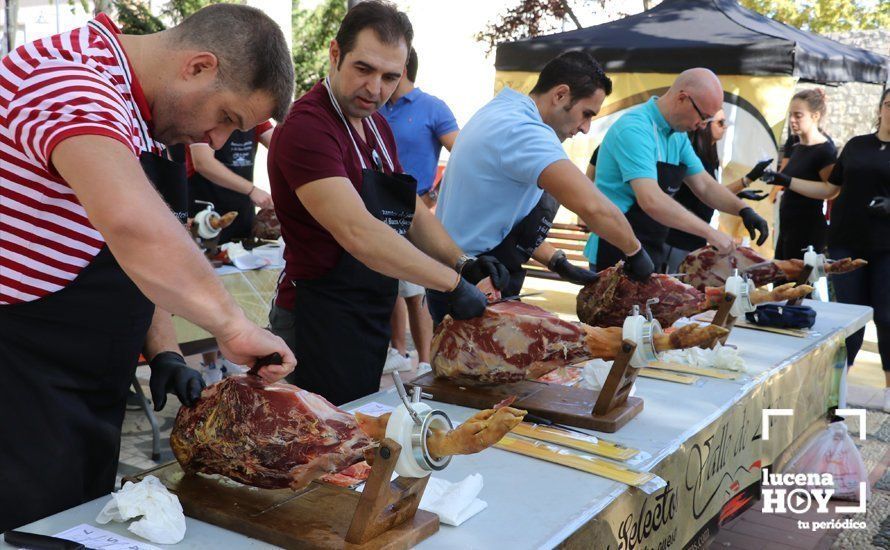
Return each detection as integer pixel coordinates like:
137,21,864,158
112,0,166,34
109,0,226,35
292,0,347,96
475,0,591,54
739,0,890,33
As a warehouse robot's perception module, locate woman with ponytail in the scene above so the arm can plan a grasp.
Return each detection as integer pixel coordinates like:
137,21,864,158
758,89,837,260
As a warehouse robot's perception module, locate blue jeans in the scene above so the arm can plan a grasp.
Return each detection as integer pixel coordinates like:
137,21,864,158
829,246,890,371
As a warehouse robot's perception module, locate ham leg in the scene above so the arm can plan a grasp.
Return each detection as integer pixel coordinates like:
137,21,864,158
354,406,527,458
678,246,866,289
577,263,813,328
431,300,727,382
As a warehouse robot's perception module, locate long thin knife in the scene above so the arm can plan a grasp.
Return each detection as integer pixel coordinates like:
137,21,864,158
489,291,543,304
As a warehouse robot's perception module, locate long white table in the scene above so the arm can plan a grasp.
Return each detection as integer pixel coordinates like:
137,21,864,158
2,301,870,549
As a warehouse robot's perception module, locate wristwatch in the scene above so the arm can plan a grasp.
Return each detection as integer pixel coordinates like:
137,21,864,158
454,253,476,274
547,249,567,270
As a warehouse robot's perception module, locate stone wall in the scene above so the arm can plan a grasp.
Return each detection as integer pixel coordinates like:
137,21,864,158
790,30,890,149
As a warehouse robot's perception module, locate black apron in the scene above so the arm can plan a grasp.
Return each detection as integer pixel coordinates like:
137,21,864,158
597,124,687,271
0,150,187,531
283,78,417,406
481,191,559,296
188,129,259,243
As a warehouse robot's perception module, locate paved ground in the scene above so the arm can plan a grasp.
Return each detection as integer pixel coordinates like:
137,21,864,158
118,276,888,548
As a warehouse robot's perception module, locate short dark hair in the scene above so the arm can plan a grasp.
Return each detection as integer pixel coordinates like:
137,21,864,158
406,48,418,82
170,4,295,121
530,51,612,103
335,1,413,69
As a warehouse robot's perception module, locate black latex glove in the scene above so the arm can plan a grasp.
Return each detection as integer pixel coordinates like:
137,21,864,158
739,206,769,246
551,254,598,285
623,247,655,282
745,159,773,182
461,255,510,290
868,196,890,218
737,189,768,201
149,351,205,411
760,169,791,187
446,278,488,320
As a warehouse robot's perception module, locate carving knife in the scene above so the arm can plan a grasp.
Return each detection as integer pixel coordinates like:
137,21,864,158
488,292,543,305
3,530,95,550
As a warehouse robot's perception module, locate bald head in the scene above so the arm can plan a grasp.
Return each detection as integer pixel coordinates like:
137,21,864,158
673,68,722,111
657,68,724,132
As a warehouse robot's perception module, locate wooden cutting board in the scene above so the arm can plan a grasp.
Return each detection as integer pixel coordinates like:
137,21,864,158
408,372,642,432
124,462,438,549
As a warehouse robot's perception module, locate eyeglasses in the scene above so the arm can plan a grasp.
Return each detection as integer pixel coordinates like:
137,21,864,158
688,94,716,124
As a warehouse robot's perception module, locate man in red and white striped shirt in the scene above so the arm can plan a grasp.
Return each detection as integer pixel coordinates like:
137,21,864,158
0,4,296,529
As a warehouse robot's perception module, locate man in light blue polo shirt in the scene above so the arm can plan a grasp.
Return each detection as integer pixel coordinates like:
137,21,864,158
431,52,654,324
585,68,769,271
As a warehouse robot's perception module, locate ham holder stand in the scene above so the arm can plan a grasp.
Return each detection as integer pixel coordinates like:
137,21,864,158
191,199,225,258
124,373,449,549
410,298,728,433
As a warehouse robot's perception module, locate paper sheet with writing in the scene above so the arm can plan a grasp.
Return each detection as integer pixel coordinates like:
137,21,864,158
51,524,160,550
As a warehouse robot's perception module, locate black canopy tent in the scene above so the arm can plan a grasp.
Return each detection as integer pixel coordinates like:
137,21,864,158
495,0,888,85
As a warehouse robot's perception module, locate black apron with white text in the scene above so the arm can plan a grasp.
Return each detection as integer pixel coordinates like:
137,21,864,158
283,78,417,405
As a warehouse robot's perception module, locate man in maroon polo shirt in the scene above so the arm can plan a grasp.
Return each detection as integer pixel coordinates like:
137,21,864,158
268,1,507,405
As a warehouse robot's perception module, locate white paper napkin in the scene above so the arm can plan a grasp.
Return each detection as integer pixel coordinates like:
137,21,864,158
95,475,186,544
419,474,487,526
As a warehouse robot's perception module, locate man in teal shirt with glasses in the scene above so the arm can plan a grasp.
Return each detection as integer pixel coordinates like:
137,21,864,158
585,68,768,271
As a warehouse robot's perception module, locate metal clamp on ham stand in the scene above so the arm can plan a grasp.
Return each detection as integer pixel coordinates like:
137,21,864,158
591,300,660,422
344,372,452,546
191,200,225,258
710,270,754,345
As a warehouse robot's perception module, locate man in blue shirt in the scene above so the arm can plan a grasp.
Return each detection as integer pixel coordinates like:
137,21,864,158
586,68,768,271
383,48,459,207
431,52,654,323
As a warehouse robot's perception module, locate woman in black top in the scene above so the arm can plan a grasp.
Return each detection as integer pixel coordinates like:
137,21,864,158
662,110,772,272
764,88,890,410
761,89,837,260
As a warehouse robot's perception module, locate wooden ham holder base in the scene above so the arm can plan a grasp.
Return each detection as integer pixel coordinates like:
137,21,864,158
786,264,814,306
409,339,643,433
123,439,438,549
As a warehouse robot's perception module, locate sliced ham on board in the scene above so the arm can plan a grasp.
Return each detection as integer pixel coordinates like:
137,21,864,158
678,246,866,290
576,263,813,328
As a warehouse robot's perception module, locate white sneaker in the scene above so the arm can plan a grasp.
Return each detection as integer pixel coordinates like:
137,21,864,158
382,348,412,374
883,388,890,413
417,362,432,375
220,357,249,378
201,362,223,385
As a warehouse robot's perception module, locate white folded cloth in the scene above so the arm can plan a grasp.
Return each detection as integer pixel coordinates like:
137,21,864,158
95,475,186,544
419,474,487,526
